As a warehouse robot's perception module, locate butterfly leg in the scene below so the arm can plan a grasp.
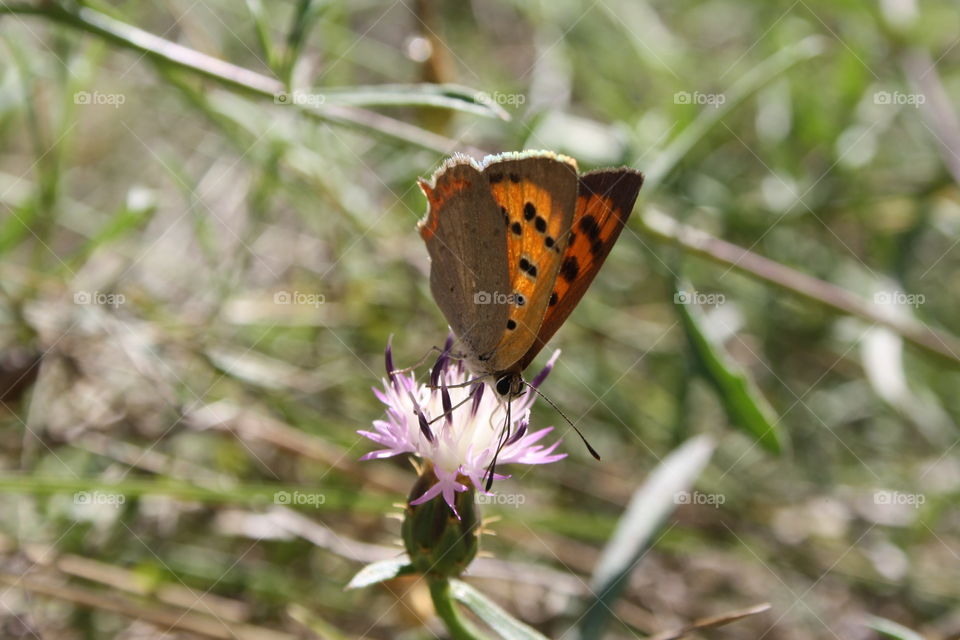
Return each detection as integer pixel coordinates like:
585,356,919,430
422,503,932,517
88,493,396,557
432,375,490,390
387,344,447,376
427,382,481,426
484,396,512,491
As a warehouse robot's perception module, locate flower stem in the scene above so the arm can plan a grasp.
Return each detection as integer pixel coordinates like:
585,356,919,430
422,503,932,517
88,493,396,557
428,578,486,640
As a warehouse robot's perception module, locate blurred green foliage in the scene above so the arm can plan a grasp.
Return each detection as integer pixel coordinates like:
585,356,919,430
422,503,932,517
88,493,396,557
0,1,958,638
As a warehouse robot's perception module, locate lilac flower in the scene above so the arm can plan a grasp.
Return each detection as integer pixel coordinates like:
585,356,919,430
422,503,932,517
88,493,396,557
359,338,566,515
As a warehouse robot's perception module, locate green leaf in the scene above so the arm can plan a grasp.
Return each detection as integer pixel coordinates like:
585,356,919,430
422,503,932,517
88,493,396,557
580,435,715,639
282,0,326,84
866,616,926,640
287,83,511,120
450,579,550,640
346,557,415,590
677,284,785,454
245,0,276,70
65,186,157,270
0,203,38,256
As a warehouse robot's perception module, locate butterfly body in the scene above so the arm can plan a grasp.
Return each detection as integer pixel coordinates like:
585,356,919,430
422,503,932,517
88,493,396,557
418,151,643,396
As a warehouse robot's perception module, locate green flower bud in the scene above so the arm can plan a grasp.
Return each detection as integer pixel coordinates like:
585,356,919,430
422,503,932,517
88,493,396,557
402,464,479,578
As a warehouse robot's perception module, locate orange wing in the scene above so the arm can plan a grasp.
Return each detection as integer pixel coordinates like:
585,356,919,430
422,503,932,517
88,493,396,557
481,154,579,374
516,168,643,371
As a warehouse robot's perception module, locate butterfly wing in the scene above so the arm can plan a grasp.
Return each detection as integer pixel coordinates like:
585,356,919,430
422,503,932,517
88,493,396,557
480,153,579,374
418,157,512,368
516,168,644,371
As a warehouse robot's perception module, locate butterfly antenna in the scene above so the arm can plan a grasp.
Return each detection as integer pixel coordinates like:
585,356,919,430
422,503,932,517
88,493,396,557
523,381,601,461
484,396,512,491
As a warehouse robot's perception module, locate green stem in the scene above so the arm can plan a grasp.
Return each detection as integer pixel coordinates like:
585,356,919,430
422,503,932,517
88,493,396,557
428,578,487,640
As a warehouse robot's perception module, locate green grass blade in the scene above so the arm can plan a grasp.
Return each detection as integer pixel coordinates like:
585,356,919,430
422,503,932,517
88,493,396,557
450,579,551,640
677,284,785,454
866,616,927,640
64,188,157,271
282,0,326,85
346,558,415,590
580,435,715,640
281,83,510,120
642,35,825,193
245,0,277,70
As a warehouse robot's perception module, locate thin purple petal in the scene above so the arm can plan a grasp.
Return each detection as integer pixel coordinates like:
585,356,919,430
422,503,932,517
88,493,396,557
385,336,398,389
469,382,484,415
505,421,527,446
410,483,443,505
441,383,453,425
529,349,561,389
430,333,455,387
417,410,434,443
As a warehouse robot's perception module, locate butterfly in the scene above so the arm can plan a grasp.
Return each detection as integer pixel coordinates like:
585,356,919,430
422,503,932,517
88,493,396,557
417,151,643,399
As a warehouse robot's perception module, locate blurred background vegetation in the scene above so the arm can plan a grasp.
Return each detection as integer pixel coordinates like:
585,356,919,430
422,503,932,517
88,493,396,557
1,0,959,638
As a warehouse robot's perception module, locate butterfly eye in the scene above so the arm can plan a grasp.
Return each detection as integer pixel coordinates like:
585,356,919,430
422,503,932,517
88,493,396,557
495,375,512,396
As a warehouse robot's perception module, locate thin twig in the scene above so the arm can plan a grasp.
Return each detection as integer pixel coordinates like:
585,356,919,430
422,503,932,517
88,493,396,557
0,2,482,155
902,49,960,185
641,208,960,366
0,572,296,640
646,602,772,640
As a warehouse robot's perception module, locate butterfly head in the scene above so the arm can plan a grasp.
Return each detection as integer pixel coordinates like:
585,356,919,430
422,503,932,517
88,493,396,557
494,373,526,399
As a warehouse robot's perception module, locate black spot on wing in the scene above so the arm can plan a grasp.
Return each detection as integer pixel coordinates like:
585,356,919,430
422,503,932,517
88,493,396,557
523,202,536,220
519,257,538,278
579,215,601,239
560,256,580,282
